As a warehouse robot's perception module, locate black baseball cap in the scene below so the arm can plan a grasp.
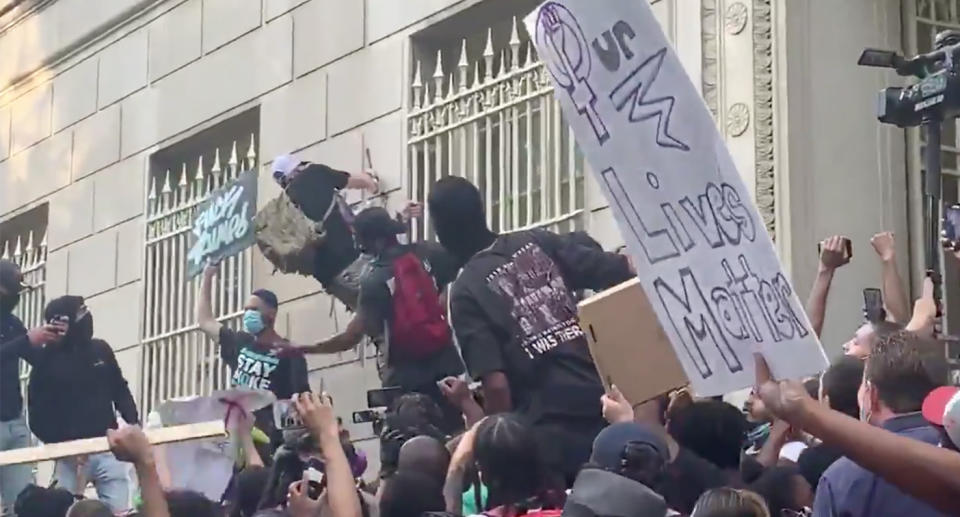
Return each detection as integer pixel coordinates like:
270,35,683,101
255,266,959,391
354,207,406,243
0,259,26,295
590,422,669,470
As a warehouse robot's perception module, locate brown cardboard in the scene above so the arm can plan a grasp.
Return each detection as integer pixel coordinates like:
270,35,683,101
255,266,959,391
578,278,687,404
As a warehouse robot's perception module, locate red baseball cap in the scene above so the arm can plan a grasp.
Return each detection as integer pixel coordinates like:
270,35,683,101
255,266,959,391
922,385,960,426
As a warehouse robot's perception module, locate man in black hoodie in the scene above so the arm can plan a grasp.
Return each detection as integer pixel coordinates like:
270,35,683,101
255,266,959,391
25,295,139,513
428,177,634,486
0,258,61,514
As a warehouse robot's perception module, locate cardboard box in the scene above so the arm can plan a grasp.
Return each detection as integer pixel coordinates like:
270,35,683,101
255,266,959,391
578,278,687,404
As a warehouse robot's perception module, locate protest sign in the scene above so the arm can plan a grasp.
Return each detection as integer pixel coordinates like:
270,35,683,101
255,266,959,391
149,388,275,501
0,421,226,467
525,1,827,395
186,170,258,278
579,278,687,404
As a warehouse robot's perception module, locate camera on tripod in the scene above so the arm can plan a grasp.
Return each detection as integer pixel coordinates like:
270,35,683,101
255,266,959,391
859,30,960,127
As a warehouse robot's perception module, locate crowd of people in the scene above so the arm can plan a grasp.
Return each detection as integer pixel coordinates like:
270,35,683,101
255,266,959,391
2,156,960,517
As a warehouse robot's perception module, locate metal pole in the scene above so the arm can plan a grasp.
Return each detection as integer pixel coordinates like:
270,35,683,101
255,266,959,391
923,115,944,308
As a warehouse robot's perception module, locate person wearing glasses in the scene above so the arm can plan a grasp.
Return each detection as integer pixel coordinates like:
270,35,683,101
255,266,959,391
23,295,140,514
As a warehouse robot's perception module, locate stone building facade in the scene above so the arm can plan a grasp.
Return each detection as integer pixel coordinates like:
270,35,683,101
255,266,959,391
0,0,948,478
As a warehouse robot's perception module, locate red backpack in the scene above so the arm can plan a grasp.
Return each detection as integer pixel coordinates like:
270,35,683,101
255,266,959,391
389,252,451,359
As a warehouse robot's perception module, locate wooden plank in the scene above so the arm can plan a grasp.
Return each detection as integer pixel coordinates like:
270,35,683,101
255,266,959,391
0,420,226,467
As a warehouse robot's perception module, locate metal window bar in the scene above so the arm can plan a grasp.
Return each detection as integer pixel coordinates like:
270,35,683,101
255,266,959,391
140,136,257,415
406,18,587,241
2,230,47,446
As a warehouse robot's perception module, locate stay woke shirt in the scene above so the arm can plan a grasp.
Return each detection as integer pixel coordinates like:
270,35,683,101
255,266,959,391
449,230,633,421
218,327,310,435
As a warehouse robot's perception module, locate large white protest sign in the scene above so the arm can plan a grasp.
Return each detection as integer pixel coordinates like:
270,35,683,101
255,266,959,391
525,1,827,395
148,388,275,501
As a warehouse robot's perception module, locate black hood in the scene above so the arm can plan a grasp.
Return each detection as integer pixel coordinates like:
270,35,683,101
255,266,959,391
43,295,94,344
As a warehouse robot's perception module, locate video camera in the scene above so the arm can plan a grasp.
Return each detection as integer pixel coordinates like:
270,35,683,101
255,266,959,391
860,30,960,127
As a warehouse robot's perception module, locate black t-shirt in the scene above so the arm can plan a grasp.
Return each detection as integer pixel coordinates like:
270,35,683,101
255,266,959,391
218,327,311,440
285,163,359,284
218,327,310,398
358,242,464,389
449,230,633,422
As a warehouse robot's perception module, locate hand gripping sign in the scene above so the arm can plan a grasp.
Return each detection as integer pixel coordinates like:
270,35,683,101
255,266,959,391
525,1,827,396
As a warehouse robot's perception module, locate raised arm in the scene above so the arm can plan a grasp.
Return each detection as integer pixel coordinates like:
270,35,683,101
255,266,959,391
871,232,911,323
304,315,365,354
295,392,362,517
197,264,223,340
537,230,633,291
756,354,960,515
108,426,170,517
806,236,849,337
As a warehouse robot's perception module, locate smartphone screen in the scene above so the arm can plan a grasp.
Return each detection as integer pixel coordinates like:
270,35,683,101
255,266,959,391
367,387,403,408
863,288,885,323
352,410,380,424
945,205,960,243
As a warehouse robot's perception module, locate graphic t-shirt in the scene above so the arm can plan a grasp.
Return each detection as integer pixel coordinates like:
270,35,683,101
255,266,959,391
449,230,633,421
218,327,310,437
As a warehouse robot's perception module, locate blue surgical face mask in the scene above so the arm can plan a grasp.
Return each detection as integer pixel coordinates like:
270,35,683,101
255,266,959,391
242,310,265,335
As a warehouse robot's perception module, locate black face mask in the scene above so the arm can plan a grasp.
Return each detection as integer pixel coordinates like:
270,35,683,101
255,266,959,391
67,313,94,343
0,293,20,314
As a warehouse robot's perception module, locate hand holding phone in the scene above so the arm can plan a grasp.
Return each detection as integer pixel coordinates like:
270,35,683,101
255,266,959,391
818,236,852,271
863,288,885,324
287,471,324,514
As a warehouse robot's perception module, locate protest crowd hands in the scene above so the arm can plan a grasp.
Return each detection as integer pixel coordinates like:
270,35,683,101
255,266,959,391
601,384,635,424
26,323,62,346
754,354,815,425
871,231,898,263
438,377,471,407
293,391,338,440
107,426,153,465
907,275,939,336
287,471,324,517
818,235,851,271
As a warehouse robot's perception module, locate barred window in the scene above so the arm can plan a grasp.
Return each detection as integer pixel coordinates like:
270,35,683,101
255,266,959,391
406,2,587,240
141,108,259,414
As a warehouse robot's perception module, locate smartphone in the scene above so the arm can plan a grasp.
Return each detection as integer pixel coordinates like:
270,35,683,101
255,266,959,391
272,399,304,431
863,288,885,323
352,409,381,424
304,466,325,499
818,238,853,260
367,387,403,408
944,205,960,243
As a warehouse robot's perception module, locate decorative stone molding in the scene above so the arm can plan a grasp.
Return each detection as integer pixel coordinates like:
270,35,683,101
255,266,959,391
727,103,750,136
725,2,749,35
702,0,719,120
753,0,776,239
